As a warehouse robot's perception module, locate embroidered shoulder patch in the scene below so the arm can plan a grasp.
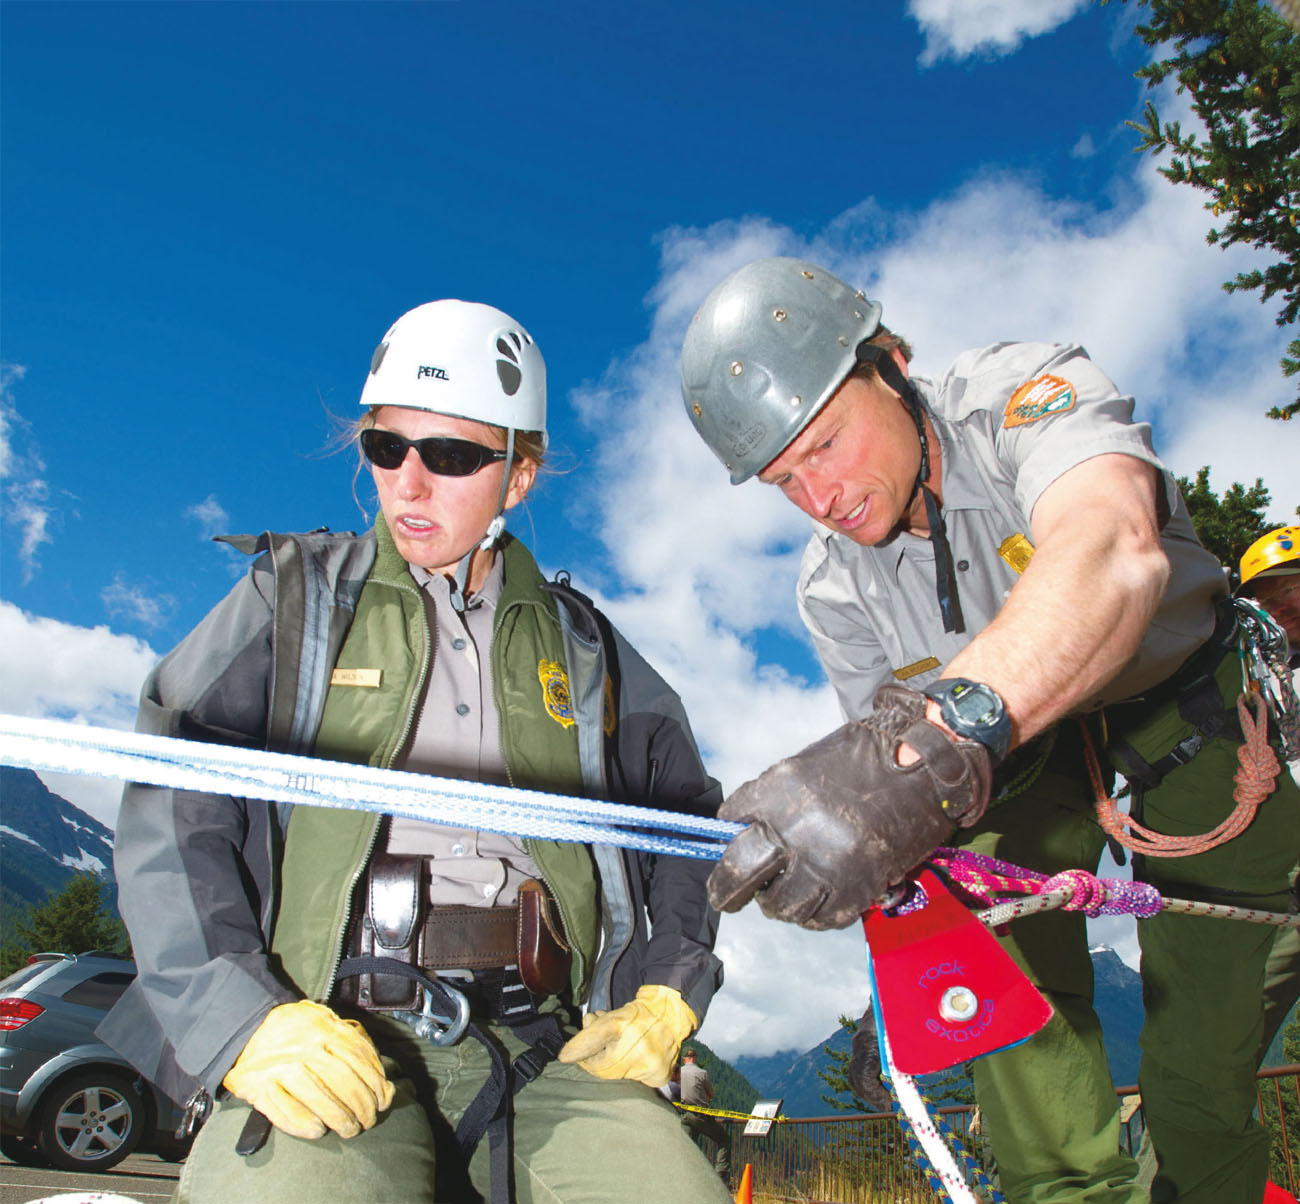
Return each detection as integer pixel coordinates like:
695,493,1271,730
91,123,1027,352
538,659,575,728
1003,374,1076,429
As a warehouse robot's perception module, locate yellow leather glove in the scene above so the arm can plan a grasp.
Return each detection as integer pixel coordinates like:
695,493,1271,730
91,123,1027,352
222,1000,395,1140
557,984,697,1088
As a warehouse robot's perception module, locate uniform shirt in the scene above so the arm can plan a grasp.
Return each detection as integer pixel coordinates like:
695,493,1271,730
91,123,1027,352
798,341,1227,721
387,554,542,905
679,1061,714,1107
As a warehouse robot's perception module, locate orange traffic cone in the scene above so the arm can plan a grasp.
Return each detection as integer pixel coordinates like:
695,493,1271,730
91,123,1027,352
734,1162,753,1204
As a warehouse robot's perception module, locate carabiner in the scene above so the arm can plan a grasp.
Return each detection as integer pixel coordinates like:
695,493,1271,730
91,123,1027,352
393,978,471,1047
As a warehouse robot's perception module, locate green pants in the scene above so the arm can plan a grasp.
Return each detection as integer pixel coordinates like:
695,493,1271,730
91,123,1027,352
1134,734,1299,1204
175,1013,735,1204
681,1105,732,1178
952,717,1300,1204
953,729,1145,1204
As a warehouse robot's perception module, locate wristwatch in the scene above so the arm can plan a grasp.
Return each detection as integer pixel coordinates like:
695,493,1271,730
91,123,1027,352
922,678,1012,764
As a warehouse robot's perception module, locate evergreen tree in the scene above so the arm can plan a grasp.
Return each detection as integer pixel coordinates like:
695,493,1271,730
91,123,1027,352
1176,465,1278,568
0,873,130,979
818,1013,881,1113
1122,0,1300,419
817,1013,975,1111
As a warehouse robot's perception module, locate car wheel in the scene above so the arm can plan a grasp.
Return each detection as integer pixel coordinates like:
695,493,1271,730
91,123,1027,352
34,1069,145,1172
0,1132,48,1167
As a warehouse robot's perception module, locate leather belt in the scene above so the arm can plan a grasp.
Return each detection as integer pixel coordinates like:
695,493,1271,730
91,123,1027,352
422,904,519,970
337,853,572,1013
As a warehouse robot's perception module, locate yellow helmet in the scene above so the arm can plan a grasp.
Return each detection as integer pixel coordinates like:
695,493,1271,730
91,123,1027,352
1238,525,1300,590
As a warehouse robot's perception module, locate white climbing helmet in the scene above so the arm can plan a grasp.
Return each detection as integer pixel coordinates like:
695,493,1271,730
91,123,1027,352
360,299,546,442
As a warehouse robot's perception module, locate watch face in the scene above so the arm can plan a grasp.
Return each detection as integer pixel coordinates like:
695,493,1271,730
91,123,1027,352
949,682,1001,726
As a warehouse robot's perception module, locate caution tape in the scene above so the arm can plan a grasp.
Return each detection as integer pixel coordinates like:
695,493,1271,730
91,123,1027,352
674,1102,785,1123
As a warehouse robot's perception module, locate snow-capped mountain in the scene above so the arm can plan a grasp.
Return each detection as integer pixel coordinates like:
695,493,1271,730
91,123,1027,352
1,766,116,911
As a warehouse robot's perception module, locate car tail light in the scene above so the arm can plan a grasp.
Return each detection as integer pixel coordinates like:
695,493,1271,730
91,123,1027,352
0,997,45,1030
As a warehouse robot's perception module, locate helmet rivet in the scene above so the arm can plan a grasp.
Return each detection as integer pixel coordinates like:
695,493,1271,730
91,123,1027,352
801,271,814,280
838,336,850,347
692,402,702,417
791,395,802,407
729,361,744,377
854,310,864,320
856,290,867,300
773,308,787,322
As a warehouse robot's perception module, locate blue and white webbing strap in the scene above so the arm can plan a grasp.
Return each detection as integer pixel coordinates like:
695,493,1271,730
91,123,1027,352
0,714,741,860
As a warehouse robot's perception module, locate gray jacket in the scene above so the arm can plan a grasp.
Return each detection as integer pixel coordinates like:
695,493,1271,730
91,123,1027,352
99,528,723,1107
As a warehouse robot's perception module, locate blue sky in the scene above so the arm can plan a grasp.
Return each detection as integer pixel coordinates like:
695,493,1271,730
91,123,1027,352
3,0,1296,1059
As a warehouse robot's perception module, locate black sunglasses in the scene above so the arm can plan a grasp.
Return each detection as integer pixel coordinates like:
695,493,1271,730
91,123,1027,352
360,428,509,477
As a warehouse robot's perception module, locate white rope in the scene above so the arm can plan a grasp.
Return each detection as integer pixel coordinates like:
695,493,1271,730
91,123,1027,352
0,714,739,859
866,947,982,1204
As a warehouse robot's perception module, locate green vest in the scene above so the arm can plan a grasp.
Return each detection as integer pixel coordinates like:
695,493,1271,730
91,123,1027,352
271,521,600,1004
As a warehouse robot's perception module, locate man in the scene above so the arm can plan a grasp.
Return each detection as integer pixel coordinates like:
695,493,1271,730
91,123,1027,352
677,257,1299,1204
678,1048,731,1183
1240,525,1300,651
1237,526,1300,1059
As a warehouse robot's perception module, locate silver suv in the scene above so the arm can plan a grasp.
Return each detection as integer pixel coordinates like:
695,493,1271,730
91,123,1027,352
0,951,194,1171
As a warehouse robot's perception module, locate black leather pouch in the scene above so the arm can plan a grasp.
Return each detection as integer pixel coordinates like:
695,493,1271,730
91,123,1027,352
336,851,426,1011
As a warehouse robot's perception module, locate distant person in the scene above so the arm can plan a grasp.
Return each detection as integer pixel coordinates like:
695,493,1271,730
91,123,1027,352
658,1062,682,1104
99,299,732,1203
1238,525,1300,667
678,1048,731,1183
1236,527,1300,1058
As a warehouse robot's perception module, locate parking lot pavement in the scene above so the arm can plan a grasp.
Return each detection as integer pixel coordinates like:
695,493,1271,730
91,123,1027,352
0,1150,181,1204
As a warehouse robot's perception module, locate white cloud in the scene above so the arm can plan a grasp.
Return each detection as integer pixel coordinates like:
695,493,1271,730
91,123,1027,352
0,600,157,828
703,907,871,1059
101,573,176,630
0,363,55,582
0,363,21,479
907,0,1089,65
187,493,230,539
577,95,1286,1061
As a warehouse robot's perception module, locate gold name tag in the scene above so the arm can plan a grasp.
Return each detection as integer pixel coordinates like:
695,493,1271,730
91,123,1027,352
999,533,1035,574
330,668,382,688
893,656,941,682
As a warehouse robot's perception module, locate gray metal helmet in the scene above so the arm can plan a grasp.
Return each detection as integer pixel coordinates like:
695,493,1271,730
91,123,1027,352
680,257,883,484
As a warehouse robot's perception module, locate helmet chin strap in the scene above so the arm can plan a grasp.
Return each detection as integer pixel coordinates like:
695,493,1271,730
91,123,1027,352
449,427,516,614
854,344,964,634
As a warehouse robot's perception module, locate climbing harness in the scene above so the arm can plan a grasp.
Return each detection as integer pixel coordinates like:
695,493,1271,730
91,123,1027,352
1089,691,1281,858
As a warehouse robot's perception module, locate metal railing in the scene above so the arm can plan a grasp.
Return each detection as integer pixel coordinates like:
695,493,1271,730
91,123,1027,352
696,1065,1300,1204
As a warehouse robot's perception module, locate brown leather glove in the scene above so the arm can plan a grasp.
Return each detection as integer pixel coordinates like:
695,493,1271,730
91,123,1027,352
707,683,991,929
848,1004,892,1113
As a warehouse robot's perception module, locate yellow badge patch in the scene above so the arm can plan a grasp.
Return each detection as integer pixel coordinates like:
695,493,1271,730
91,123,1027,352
998,533,1035,574
330,667,382,688
1003,374,1076,429
603,674,617,736
539,659,576,729
893,656,941,682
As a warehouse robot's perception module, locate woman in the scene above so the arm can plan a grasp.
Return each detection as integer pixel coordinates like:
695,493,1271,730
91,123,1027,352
100,300,733,1203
